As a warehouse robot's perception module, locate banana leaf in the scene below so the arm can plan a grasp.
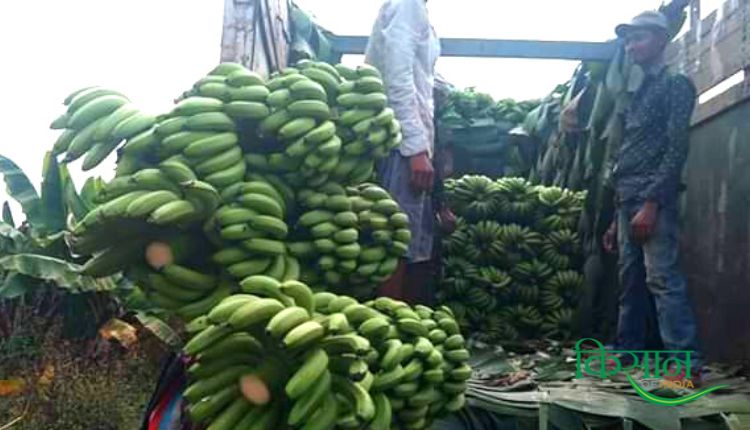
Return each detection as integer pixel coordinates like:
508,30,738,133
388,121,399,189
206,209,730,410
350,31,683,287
79,176,104,211
0,154,41,226
723,413,750,429
0,271,34,299
40,151,66,233
2,201,13,226
0,253,118,294
0,222,28,254
133,312,182,349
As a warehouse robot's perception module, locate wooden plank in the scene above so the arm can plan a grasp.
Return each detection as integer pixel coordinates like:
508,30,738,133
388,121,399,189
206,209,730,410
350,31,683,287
668,0,749,94
693,70,750,125
220,0,290,77
330,36,618,61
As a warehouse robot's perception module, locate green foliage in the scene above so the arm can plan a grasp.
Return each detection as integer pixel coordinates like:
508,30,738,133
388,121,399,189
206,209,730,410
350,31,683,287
0,154,42,228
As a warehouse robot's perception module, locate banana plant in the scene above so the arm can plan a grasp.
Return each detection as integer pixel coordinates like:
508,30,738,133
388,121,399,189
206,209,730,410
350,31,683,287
0,152,130,340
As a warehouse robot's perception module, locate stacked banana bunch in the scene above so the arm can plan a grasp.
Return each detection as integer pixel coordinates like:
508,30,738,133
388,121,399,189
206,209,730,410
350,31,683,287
289,183,411,299
210,180,301,282
70,172,220,275
314,293,471,429
330,64,402,185
247,62,342,188
127,245,231,322
440,175,586,343
51,86,156,171
182,62,271,123
287,183,363,289
178,275,470,430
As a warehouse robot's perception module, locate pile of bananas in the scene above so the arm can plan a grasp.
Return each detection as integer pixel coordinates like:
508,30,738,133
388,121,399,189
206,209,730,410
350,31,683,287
51,60,409,310
47,60,467,428
288,183,411,299
182,278,469,430
331,64,402,186
440,175,586,342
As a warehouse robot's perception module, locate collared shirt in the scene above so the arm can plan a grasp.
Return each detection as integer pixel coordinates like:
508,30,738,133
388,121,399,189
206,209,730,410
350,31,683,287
365,0,440,158
612,65,696,206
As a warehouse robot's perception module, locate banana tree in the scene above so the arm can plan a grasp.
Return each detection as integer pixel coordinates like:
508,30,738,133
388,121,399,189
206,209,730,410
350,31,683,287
0,152,128,340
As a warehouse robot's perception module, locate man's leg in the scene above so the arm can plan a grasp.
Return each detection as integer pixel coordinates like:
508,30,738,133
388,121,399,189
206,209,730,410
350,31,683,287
615,205,650,351
642,205,703,367
375,151,435,302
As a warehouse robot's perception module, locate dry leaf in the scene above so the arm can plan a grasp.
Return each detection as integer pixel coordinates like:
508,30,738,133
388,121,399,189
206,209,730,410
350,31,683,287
0,378,26,397
99,318,138,348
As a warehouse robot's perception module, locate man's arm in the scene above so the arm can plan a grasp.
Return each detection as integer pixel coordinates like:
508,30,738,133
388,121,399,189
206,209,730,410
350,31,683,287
379,0,430,157
642,75,696,205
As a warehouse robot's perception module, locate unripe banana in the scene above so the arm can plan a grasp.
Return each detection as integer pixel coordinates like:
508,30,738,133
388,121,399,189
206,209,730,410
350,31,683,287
224,101,270,120
162,264,217,291
226,69,264,87
93,103,139,140
159,159,197,183
228,297,285,329
204,160,247,189
64,117,107,162
288,100,331,121
279,117,318,141
259,109,292,136
68,94,130,130
174,97,224,116
266,306,311,339
183,132,238,159
126,190,181,218
195,146,243,175
290,79,327,102
111,112,157,141
228,85,270,102
283,320,325,350
186,112,236,132
227,258,273,278
304,120,336,144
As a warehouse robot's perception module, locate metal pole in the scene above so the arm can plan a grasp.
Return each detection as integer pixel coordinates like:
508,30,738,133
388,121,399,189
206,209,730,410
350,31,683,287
690,0,701,43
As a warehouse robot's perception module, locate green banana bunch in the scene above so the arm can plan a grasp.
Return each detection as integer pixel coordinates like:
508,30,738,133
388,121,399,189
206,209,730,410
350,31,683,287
316,61,402,186
181,278,469,430
51,86,165,169
314,293,471,429
288,183,409,300
440,175,586,344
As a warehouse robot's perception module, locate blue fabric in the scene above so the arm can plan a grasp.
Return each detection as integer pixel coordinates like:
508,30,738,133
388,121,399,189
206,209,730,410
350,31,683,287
612,68,696,206
615,202,703,368
377,150,435,263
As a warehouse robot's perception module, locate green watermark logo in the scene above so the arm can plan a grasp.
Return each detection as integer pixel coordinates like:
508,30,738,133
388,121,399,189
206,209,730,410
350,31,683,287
574,338,728,406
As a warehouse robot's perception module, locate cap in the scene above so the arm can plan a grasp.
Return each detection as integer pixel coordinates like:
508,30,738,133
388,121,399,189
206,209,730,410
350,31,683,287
615,10,669,38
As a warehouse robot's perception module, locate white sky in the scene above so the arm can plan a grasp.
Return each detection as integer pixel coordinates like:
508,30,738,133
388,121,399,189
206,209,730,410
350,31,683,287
0,0,724,221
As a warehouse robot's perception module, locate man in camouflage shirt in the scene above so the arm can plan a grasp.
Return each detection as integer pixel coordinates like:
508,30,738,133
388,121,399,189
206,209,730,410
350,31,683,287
602,11,704,377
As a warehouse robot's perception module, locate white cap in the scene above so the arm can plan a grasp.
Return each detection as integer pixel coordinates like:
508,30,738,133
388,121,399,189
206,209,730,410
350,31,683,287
615,11,669,38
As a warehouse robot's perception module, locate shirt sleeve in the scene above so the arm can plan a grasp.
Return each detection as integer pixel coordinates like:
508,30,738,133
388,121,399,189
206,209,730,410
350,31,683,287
643,75,695,204
378,0,431,157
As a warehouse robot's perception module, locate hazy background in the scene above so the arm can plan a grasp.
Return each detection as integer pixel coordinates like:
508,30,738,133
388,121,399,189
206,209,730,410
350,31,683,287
0,0,724,219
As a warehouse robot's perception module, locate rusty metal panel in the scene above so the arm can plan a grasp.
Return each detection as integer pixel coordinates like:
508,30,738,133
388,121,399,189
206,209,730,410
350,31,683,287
220,0,290,77
682,98,750,364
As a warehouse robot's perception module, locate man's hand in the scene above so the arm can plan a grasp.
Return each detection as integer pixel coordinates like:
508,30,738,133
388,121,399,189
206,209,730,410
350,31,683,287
437,207,457,234
409,152,434,193
630,201,659,244
603,220,618,253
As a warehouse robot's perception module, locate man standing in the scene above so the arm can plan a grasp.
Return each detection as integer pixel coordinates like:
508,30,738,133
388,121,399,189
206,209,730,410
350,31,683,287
603,11,703,376
365,0,448,304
